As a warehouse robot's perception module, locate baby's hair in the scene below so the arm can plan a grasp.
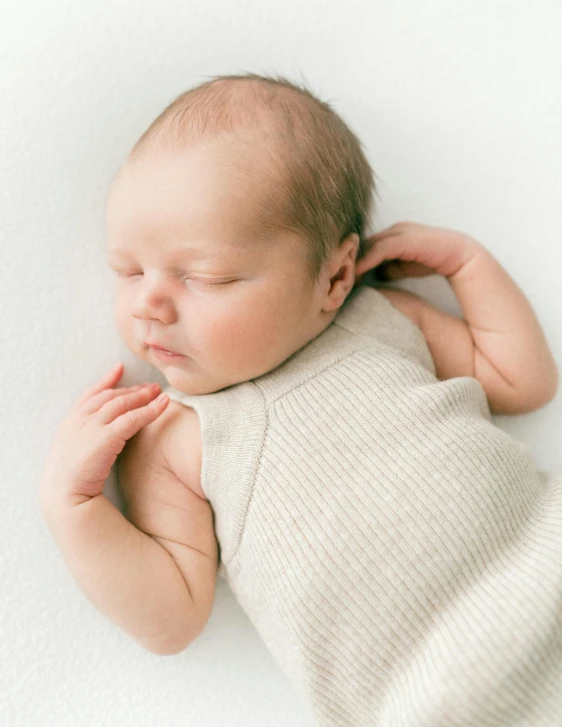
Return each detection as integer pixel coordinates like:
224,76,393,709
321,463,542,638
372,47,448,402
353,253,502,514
128,72,376,282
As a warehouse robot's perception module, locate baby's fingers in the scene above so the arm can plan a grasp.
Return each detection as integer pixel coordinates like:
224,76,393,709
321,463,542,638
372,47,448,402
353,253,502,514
96,385,165,423
357,223,441,278
369,223,408,241
355,239,394,277
74,363,124,409
80,383,155,415
102,388,169,441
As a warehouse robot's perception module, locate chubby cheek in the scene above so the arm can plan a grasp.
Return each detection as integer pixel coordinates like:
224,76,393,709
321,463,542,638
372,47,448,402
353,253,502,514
202,297,291,375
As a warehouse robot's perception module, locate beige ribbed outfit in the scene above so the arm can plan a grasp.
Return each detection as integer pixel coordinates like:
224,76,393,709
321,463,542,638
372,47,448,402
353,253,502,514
164,284,562,727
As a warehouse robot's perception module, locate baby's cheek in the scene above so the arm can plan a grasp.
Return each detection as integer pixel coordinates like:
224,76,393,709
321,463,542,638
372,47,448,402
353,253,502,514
208,307,283,370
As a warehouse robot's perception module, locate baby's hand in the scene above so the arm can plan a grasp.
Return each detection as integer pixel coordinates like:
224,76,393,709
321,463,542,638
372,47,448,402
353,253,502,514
356,222,482,284
39,363,169,510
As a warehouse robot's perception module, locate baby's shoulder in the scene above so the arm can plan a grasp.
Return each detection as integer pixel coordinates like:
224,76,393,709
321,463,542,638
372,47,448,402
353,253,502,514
150,398,205,501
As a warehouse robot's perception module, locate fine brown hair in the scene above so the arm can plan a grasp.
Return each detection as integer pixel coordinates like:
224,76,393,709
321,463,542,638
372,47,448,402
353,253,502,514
128,72,377,282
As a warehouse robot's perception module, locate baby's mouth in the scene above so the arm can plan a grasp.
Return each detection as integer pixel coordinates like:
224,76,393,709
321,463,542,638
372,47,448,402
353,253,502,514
145,341,186,359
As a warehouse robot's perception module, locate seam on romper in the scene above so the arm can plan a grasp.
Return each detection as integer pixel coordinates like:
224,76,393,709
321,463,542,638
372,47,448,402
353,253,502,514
224,380,270,566
228,341,373,563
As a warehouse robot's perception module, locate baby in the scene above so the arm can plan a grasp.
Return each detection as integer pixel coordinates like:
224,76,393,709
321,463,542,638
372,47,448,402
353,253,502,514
40,74,561,726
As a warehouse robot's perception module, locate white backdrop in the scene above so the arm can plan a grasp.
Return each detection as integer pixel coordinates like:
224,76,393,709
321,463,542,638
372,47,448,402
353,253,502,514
2,2,561,726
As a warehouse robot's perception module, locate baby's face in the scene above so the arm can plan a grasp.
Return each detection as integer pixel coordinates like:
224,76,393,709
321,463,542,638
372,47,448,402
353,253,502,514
105,140,333,395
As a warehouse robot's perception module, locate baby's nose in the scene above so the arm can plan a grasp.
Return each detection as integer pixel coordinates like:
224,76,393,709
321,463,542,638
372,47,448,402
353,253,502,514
132,291,175,323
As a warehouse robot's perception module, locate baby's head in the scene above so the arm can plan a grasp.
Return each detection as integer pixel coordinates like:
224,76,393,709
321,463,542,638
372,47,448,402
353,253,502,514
105,73,375,395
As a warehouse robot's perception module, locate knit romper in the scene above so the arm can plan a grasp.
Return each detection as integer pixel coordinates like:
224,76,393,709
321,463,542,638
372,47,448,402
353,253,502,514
164,284,562,727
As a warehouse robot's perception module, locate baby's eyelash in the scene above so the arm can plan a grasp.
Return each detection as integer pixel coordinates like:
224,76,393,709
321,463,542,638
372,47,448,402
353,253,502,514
189,278,234,287
111,270,234,286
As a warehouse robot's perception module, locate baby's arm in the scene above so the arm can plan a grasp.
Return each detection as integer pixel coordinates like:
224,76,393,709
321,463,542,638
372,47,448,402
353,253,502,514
356,223,559,415
40,365,217,655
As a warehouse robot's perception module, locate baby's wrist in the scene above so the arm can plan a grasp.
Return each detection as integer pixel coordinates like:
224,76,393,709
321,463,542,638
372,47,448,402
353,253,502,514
40,488,96,525
450,235,486,278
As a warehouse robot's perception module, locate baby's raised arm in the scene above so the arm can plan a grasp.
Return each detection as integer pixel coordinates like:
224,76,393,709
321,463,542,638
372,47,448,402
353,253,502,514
355,222,559,415
39,364,217,655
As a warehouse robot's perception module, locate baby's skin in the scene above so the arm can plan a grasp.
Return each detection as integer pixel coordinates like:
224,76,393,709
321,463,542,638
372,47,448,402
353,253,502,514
40,141,558,655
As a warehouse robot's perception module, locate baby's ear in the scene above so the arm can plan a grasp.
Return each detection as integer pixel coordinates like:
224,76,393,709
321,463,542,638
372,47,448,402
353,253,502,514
323,233,359,313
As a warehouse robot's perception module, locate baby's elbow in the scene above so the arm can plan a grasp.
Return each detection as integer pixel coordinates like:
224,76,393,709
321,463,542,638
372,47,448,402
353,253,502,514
548,362,560,401
140,623,203,656
513,373,559,414
144,634,195,657
148,640,191,657
532,362,560,411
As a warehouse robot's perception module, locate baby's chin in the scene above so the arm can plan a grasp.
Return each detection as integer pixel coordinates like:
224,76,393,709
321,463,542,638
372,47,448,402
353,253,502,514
163,369,251,397
159,342,316,395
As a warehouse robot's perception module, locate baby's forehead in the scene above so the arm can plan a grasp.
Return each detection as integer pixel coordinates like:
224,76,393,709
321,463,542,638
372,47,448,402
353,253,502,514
114,126,281,196
110,133,289,234
106,155,303,262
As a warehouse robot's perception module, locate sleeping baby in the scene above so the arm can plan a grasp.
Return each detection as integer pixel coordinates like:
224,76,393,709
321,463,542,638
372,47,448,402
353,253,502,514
40,73,561,726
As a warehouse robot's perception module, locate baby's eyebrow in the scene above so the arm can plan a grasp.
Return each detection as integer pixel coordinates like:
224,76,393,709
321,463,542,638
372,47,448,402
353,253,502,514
105,241,253,261
104,246,256,273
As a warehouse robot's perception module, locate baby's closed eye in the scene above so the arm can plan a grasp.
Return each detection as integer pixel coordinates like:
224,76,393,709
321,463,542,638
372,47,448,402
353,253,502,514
187,277,238,287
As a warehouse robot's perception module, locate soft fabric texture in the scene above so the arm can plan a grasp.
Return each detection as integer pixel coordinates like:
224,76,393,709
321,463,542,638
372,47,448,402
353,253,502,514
163,284,562,727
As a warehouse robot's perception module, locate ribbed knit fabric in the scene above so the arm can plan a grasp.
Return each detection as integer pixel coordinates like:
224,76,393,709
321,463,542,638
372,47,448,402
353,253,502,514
164,284,562,727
